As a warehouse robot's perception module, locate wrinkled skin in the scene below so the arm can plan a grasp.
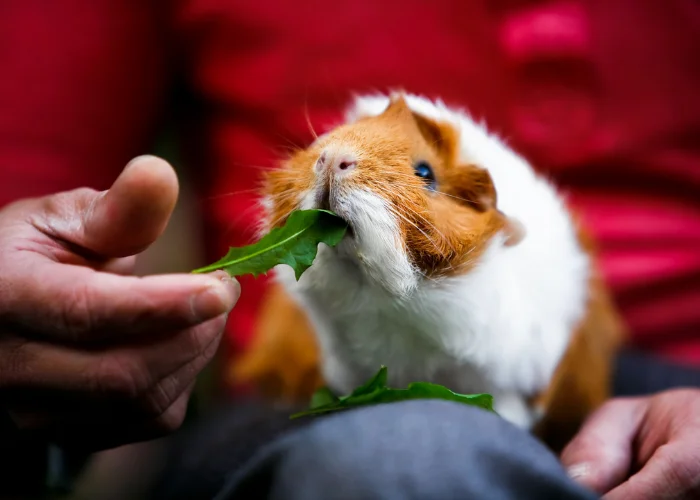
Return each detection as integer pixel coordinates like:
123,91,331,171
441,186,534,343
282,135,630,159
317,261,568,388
0,156,239,451
562,388,700,500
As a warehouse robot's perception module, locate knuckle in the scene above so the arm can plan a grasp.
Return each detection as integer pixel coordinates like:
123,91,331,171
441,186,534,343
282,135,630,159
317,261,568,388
657,443,698,489
197,316,227,350
41,188,98,218
177,324,223,380
142,378,178,417
30,191,78,234
25,187,101,243
201,332,222,362
599,397,638,415
660,387,700,405
173,319,225,371
196,322,224,358
562,433,615,470
184,324,213,356
568,429,605,455
93,355,150,400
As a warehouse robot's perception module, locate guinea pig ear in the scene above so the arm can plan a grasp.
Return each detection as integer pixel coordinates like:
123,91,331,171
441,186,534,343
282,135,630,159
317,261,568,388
381,95,457,158
451,164,497,213
382,93,412,118
450,164,527,245
411,112,458,160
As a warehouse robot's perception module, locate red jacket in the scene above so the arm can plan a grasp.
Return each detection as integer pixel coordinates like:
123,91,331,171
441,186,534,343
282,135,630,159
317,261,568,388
1,1,699,364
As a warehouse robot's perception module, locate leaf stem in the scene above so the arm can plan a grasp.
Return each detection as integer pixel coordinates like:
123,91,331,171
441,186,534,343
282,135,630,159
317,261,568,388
192,225,313,274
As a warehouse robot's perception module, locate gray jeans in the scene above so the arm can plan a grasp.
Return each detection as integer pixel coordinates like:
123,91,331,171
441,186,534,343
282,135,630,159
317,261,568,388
220,401,595,500
153,349,700,500
156,400,595,500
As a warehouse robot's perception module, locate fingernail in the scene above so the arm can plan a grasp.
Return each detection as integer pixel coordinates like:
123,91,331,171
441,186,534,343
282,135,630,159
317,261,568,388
217,272,241,304
192,278,239,321
566,463,591,480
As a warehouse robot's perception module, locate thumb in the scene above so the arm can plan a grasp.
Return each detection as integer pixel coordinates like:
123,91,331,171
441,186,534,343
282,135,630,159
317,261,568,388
560,398,646,494
49,155,179,258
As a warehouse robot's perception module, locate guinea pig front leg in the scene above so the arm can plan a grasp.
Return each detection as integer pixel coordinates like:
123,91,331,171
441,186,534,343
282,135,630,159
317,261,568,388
492,391,539,430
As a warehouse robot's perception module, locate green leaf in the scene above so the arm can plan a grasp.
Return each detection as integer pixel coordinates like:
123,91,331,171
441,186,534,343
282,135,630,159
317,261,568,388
309,387,340,409
290,366,495,419
346,365,388,398
192,209,348,280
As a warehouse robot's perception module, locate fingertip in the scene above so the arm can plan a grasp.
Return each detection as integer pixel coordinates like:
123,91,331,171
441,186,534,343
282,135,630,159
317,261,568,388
561,437,615,490
565,462,591,480
190,274,240,322
565,462,602,493
118,155,179,204
210,270,241,304
560,398,646,495
125,154,172,171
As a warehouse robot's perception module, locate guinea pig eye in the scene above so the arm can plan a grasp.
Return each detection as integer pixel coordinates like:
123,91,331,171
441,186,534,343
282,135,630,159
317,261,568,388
414,161,436,190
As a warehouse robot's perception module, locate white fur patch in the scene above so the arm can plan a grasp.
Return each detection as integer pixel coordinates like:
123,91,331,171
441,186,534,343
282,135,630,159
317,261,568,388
274,93,589,429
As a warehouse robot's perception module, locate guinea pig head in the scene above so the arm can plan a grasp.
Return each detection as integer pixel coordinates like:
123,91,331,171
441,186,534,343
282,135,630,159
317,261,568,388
262,95,520,296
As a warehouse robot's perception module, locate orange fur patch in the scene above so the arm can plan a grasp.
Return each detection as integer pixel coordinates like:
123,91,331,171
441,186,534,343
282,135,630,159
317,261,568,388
532,224,626,453
262,95,507,278
230,281,323,403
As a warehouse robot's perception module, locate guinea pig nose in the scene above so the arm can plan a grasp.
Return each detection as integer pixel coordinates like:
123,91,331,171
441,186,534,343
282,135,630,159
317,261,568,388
331,153,357,174
316,149,357,175
315,152,328,173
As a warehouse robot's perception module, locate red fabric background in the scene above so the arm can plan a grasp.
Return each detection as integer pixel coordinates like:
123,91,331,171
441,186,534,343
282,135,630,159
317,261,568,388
1,1,699,365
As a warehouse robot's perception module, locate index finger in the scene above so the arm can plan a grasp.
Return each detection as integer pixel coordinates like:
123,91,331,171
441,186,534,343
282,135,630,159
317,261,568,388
560,398,645,494
2,259,239,342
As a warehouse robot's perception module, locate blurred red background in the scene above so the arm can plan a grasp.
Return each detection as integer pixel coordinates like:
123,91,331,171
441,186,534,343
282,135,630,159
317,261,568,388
1,0,698,374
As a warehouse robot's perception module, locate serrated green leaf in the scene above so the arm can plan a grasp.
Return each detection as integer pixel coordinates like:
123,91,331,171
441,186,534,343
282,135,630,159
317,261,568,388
346,365,388,398
192,209,348,280
290,366,495,419
309,387,340,409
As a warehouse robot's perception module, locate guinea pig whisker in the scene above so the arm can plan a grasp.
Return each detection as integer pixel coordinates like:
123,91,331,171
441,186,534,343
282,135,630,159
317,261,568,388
409,215,457,261
385,205,446,262
203,187,265,201
303,100,319,140
383,175,484,206
229,162,279,172
272,133,305,153
269,209,298,229
394,179,483,206
378,190,458,258
433,191,480,205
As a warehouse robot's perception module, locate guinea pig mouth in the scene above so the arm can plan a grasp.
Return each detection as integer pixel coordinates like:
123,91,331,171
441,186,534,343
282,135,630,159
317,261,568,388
316,187,331,211
332,210,356,239
344,224,355,238
315,188,355,238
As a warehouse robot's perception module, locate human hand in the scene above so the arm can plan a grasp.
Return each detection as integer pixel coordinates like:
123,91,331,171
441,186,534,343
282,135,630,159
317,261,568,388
0,156,239,450
561,388,700,499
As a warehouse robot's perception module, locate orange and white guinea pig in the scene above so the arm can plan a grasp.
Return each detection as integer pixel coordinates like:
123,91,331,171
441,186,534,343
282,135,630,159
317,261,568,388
245,93,624,450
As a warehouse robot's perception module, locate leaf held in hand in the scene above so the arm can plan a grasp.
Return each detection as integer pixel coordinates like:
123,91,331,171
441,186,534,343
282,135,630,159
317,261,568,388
192,209,348,280
291,366,495,419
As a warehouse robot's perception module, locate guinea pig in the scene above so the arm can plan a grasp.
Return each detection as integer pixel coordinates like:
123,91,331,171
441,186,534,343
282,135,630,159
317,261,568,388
252,93,624,451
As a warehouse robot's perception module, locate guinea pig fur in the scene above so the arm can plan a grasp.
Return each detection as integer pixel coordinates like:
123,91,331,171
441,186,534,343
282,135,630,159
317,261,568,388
260,93,623,448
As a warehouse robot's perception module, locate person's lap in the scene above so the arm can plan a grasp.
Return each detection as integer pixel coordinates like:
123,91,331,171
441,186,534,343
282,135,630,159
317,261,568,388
226,400,601,500
151,349,700,500
153,399,595,500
